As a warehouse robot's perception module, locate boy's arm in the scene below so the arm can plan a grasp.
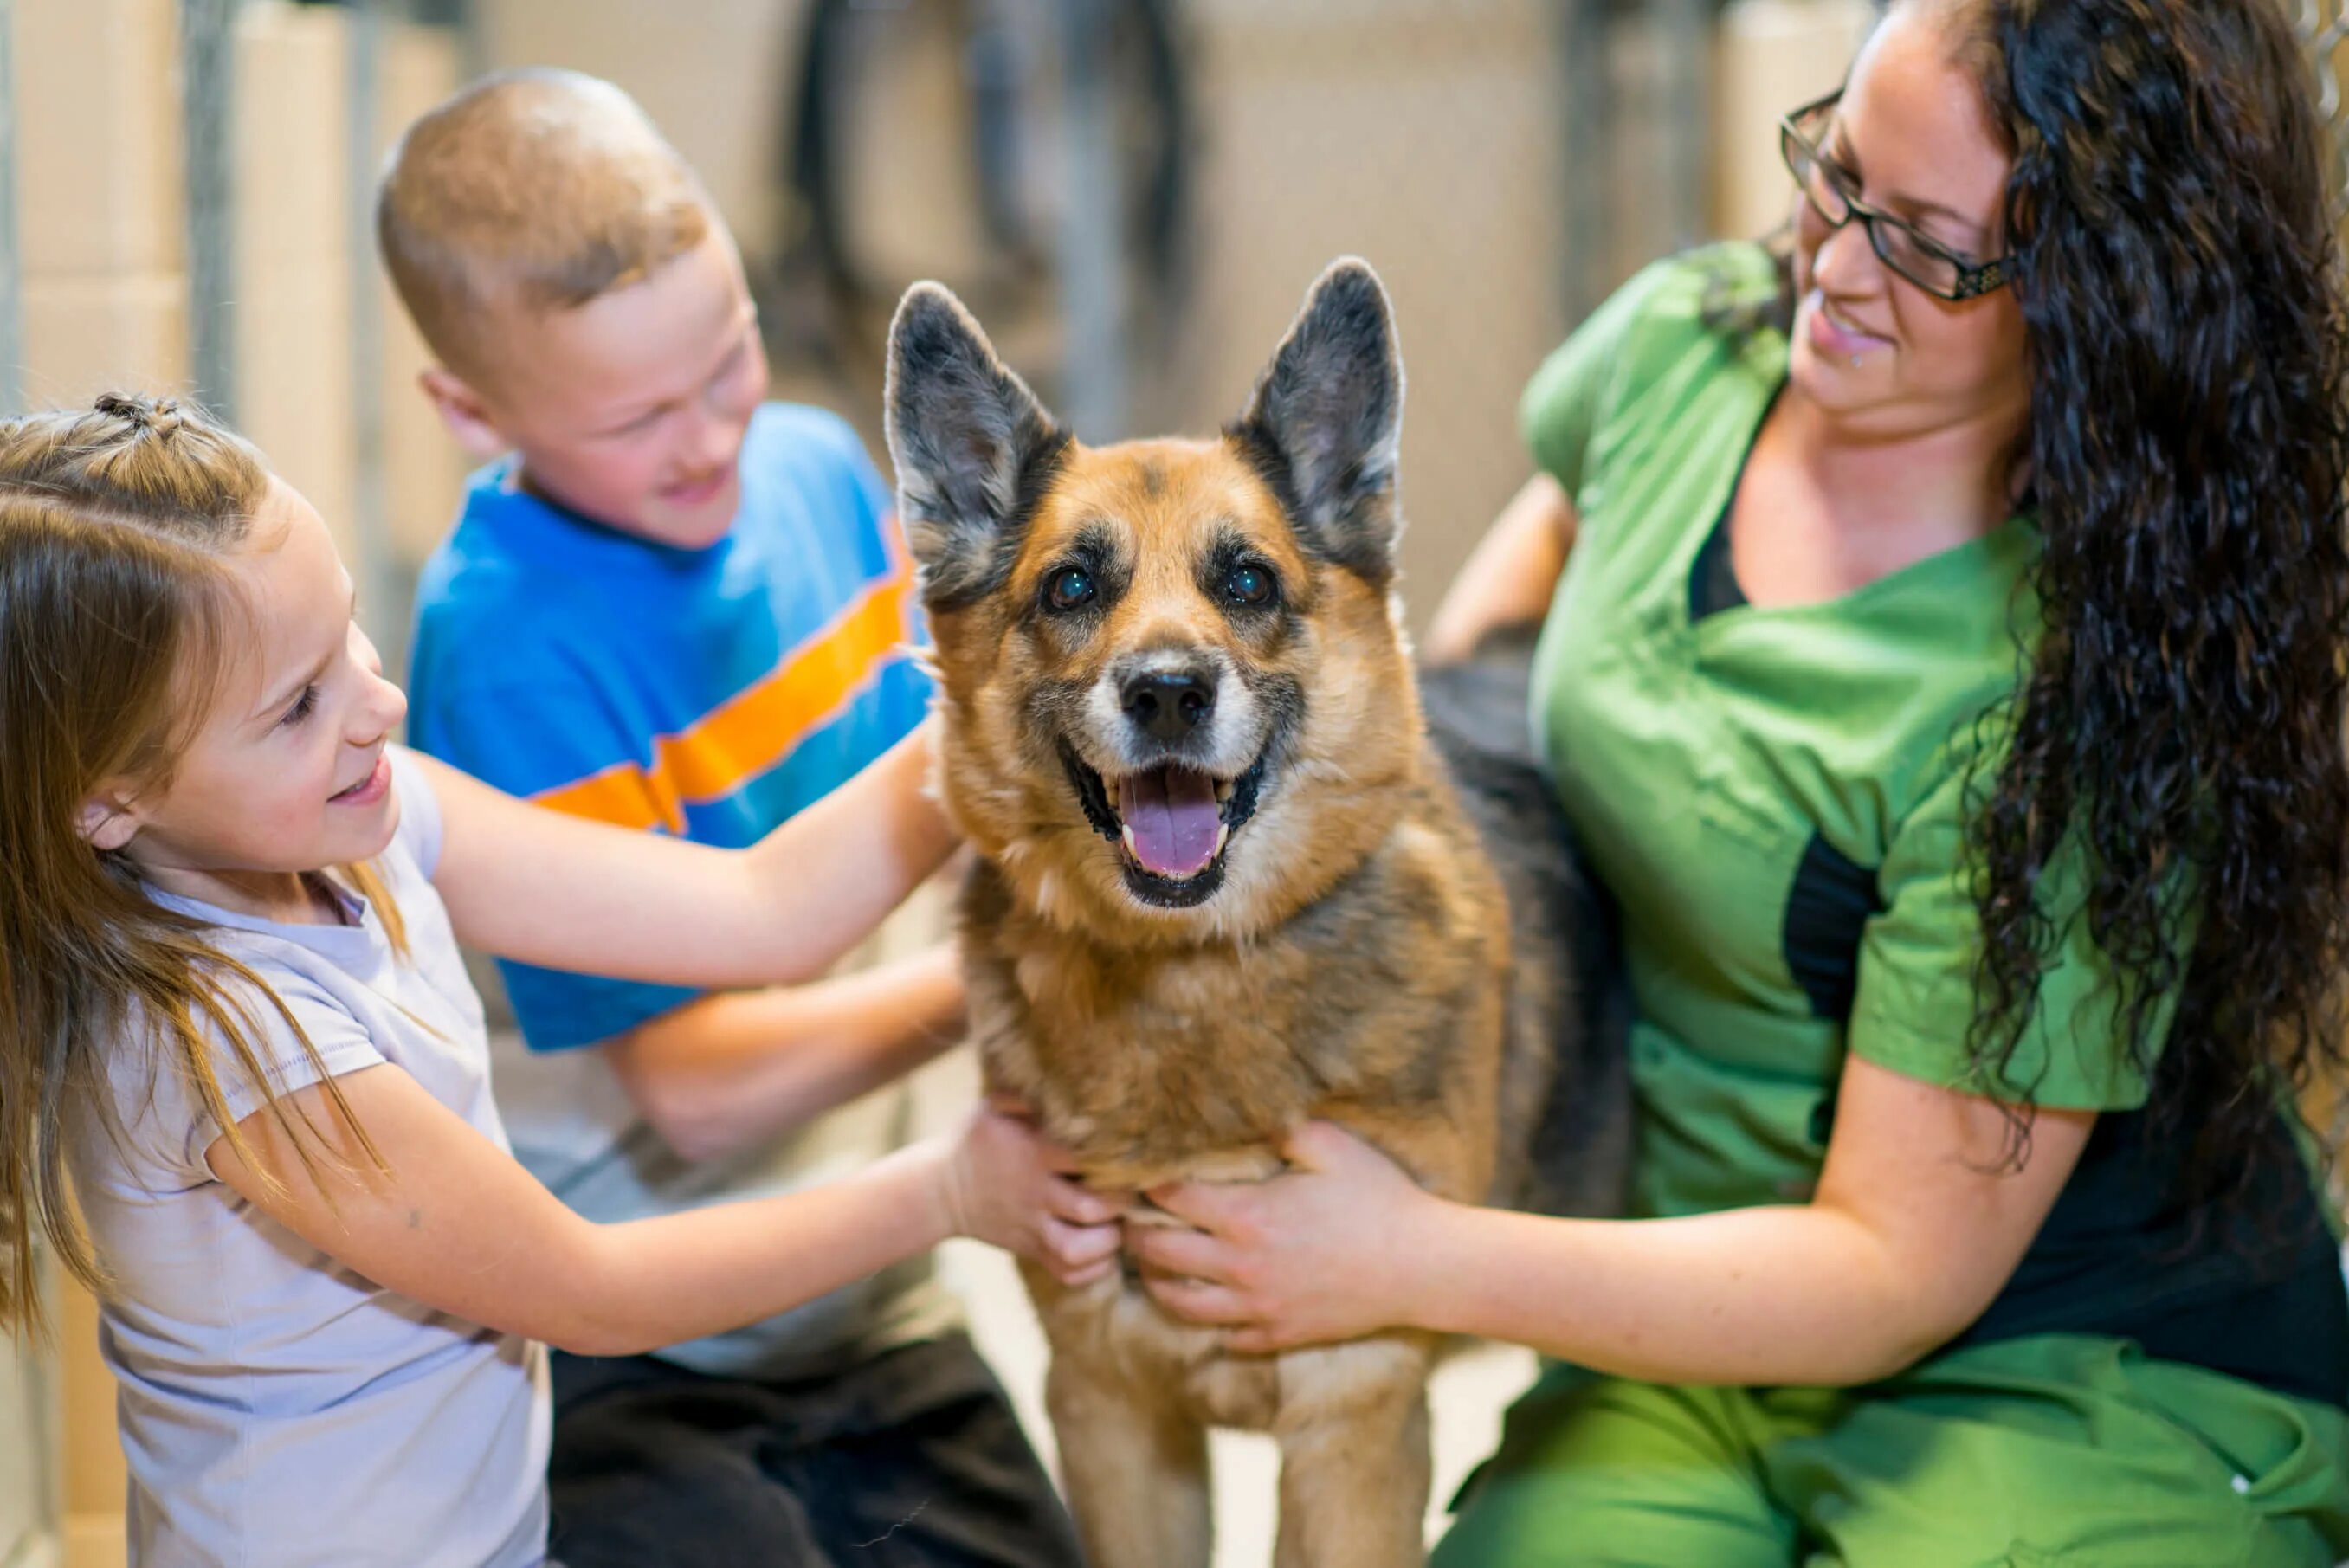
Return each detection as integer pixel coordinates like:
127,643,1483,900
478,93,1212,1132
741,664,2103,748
605,946,966,1163
419,723,958,991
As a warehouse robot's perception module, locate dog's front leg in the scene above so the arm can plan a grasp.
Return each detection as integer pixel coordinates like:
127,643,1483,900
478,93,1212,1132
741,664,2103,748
1270,1338,1437,1568
1047,1351,1212,1568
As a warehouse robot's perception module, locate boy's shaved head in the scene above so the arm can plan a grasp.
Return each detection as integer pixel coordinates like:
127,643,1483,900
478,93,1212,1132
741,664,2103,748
377,68,713,384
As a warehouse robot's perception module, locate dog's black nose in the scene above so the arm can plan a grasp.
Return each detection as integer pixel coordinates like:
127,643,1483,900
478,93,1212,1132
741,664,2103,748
1122,671,1215,742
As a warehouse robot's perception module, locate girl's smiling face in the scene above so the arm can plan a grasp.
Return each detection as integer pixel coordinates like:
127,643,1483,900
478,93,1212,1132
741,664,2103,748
85,478,410,920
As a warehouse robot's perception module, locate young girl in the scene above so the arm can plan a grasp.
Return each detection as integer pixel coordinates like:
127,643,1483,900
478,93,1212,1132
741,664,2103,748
0,392,1121,1566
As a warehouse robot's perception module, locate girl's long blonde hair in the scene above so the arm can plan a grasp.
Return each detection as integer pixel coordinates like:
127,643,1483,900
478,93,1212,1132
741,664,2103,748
0,393,397,1336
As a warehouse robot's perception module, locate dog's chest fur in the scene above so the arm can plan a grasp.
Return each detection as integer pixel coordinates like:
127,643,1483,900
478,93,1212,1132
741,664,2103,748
959,765,1513,1197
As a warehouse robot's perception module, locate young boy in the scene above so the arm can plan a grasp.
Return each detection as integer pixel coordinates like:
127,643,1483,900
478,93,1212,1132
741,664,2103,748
379,68,1082,1567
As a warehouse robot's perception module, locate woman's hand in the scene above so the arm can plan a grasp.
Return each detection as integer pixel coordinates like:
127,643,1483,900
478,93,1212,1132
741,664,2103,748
1131,1058,2094,1387
1126,1121,1449,1352
934,1102,1129,1287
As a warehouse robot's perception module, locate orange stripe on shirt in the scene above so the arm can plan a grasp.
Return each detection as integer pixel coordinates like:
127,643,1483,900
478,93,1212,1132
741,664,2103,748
530,757,681,833
532,552,917,834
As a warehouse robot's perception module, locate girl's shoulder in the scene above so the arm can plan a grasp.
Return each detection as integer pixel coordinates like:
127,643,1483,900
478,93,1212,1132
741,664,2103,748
83,957,390,1188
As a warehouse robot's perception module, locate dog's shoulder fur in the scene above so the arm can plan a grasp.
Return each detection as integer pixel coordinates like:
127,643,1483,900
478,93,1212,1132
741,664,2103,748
957,725,1517,1196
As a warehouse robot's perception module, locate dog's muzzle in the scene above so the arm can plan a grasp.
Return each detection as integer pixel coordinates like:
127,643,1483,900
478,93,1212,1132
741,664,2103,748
1060,742,1269,909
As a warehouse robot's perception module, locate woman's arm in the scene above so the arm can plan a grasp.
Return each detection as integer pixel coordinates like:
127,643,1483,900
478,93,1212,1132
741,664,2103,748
605,946,966,1164
1132,1054,2093,1385
1420,473,1578,665
208,1062,1119,1358
418,722,957,991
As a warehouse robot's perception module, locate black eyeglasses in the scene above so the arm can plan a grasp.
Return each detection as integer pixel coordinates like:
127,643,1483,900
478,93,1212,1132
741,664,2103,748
1778,93,2017,303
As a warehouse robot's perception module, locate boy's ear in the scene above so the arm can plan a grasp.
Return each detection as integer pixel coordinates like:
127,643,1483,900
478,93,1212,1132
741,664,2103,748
418,367,513,462
76,788,141,853
883,282,1068,610
1226,257,1406,585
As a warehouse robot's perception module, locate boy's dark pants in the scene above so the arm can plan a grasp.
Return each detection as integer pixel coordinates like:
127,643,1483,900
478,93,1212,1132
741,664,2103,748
545,1332,1086,1567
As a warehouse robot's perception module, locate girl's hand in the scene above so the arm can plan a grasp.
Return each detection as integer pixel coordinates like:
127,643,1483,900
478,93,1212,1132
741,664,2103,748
1126,1121,1447,1353
933,1104,1127,1287
423,728,958,994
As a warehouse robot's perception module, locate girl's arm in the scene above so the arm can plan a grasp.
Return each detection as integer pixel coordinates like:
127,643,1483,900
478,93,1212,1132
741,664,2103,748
1131,1054,2093,1386
1420,473,1578,665
207,1062,1118,1357
606,946,966,1164
417,722,956,991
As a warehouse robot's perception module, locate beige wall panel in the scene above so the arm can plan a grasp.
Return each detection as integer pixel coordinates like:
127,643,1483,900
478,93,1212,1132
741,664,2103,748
233,3,349,274
377,300,472,571
374,25,473,567
22,272,191,406
64,1513,131,1568
239,259,357,554
17,0,184,278
1712,0,1876,242
1173,1,1566,629
58,1276,121,1526
474,0,805,249
232,3,357,555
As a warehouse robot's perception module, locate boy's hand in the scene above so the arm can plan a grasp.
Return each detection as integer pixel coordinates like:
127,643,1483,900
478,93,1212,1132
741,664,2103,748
933,1104,1127,1286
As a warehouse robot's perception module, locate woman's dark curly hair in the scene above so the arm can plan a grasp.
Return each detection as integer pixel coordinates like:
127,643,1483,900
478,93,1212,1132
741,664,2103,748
1952,0,2349,1206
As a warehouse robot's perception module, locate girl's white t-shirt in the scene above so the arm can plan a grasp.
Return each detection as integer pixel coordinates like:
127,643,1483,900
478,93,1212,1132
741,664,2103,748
67,745,551,1566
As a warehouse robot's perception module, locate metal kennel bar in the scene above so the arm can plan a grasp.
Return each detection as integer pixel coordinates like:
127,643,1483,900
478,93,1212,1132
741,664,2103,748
345,0,409,679
182,0,242,422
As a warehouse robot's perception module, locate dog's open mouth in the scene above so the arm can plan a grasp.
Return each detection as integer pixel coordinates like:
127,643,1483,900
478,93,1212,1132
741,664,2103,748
1062,743,1268,907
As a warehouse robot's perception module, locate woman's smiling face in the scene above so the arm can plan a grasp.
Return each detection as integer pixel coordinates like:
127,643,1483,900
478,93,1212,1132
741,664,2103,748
1787,3,2029,441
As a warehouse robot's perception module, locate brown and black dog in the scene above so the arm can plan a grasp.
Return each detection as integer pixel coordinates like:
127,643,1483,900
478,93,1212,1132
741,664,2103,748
883,259,1629,1568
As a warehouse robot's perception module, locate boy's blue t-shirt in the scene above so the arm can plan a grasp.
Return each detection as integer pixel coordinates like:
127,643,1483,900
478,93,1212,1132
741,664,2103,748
407,403,933,1054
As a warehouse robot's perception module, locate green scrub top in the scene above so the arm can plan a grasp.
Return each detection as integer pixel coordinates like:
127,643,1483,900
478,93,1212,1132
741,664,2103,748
1526,242,2175,1225
1438,246,2349,1568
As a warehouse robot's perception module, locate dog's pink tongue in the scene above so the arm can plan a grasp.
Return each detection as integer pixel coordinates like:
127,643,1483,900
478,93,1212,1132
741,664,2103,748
1124,766,1221,879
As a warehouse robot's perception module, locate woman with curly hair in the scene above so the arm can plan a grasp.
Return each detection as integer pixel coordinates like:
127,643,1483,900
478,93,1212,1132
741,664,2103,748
1123,0,2349,1560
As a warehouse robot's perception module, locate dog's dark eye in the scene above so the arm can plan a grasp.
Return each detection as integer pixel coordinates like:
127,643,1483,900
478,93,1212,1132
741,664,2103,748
1224,563,1275,608
1044,566,1097,611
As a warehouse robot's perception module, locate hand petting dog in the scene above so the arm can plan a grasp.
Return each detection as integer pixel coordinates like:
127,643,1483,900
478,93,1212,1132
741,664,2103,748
937,1102,1129,1288
1132,1120,1447,1353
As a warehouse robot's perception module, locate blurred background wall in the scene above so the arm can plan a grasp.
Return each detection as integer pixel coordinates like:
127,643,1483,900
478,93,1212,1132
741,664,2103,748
473,0,1879,646
1,0,1888,680
4,3,2346,1565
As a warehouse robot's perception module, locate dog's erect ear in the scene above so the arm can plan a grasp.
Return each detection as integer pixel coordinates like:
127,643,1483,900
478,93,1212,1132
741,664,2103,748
1227,258,1404,584
885,282,1068,608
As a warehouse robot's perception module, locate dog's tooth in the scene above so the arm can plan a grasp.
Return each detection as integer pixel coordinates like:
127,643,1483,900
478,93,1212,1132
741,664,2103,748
1215,779,1233,804
1120,823,1139,861
1214,822,1229,859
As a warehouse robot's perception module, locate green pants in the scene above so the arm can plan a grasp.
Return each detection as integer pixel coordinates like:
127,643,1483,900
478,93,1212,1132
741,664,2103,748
1433,1337,2349,1568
